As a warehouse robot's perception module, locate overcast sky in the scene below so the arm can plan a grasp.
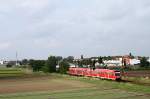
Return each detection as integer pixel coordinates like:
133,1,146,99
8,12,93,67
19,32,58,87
0,0,150,60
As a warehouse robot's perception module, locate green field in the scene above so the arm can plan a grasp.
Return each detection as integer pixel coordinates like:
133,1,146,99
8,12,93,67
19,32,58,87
1,88,149,99
0,69,150,99
0,68,26,77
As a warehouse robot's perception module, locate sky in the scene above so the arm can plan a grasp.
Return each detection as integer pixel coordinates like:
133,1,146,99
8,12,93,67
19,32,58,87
0,0,150,60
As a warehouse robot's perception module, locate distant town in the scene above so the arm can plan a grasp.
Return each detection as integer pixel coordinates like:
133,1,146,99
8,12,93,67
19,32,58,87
0,53,150,71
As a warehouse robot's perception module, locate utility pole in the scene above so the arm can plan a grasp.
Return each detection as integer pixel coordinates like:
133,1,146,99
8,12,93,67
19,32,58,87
16,51,18,66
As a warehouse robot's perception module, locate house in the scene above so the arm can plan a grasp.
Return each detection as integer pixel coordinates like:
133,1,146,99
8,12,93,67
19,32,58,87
122,55,131,65
130,59,140,65
103,60,122,67
0,60,4,65
103,55,141,67
148,58,150,63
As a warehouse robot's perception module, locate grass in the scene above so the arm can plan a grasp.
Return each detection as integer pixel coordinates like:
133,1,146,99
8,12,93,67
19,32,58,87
0,88,142,99
0,86,149,99
0,71,150,99
0,68,26,77
63,75,150,93
122,76,150,85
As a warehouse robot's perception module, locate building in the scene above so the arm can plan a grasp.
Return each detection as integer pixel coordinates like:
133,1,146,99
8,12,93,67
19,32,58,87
103,60,122,67
148,58,150,63
0,60,4,65
103,55,141,67
129,59,140,65
122,55,131,65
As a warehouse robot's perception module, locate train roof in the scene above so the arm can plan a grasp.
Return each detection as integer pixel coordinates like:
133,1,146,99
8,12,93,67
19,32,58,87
69,67,120,72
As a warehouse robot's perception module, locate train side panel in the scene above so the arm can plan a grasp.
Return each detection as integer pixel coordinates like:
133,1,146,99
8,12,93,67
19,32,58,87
68,68,121,80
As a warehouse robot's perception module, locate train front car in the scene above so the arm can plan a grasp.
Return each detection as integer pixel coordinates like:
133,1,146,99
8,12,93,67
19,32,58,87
96,69,121,80
106,70,121,80
114,70,121,80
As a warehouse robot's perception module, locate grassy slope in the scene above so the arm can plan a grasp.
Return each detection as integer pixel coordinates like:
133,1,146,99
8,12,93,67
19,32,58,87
0,74,150,99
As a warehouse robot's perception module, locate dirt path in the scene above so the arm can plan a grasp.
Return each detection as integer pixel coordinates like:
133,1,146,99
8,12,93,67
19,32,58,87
0,76,93,94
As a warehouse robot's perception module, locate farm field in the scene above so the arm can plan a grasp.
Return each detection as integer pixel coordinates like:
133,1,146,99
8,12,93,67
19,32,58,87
0,73,150,99
121,70,150,86
126,70,150,77
0,68,26,77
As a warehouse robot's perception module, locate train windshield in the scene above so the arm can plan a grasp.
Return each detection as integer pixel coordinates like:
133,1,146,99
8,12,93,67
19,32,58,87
115,72,120,76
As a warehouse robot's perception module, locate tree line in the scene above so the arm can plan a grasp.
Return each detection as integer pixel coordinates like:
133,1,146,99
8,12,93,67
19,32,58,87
19,55,150,73
21,56,72,74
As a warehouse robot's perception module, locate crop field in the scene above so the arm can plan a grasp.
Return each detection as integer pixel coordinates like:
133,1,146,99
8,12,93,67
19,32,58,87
0,72,150,99
121,70,150,86
0,68,26,77
126,70,150,77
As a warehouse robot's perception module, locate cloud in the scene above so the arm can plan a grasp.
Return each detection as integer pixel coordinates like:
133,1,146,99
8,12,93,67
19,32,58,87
33,37,62,48
0,42,11,50
0,0,150,59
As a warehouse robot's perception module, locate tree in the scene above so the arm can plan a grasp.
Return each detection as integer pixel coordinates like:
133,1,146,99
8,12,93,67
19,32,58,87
129,52,134,58
81,55,84,59
140,57,149,68
78,60,83,67
65,56,74,63
98,57,103,64
29,59,46,72
58,60,69,74
55,56,63,61
21,59,28,65
129,52,132,57
44,56,57,73
6,61,16,68
6,63,13,68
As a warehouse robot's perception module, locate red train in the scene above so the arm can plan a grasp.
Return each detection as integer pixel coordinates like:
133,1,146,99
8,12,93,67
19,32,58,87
69,67,121,80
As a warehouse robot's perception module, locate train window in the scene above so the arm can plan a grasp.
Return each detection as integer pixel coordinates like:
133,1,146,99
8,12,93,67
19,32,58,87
115,72,120,76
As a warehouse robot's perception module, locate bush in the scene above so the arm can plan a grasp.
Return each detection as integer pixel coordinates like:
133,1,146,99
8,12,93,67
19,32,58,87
44,56,57,73
6,64,13,68
58,61,69,74
140,57,149,68
29,59,46,72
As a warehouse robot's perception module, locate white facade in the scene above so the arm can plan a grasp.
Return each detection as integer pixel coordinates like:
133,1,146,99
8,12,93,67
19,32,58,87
130,59,140,65
0,61,4,65
103,60,122,67
56,65,59,69
95,62,100,67
148,58,150,63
